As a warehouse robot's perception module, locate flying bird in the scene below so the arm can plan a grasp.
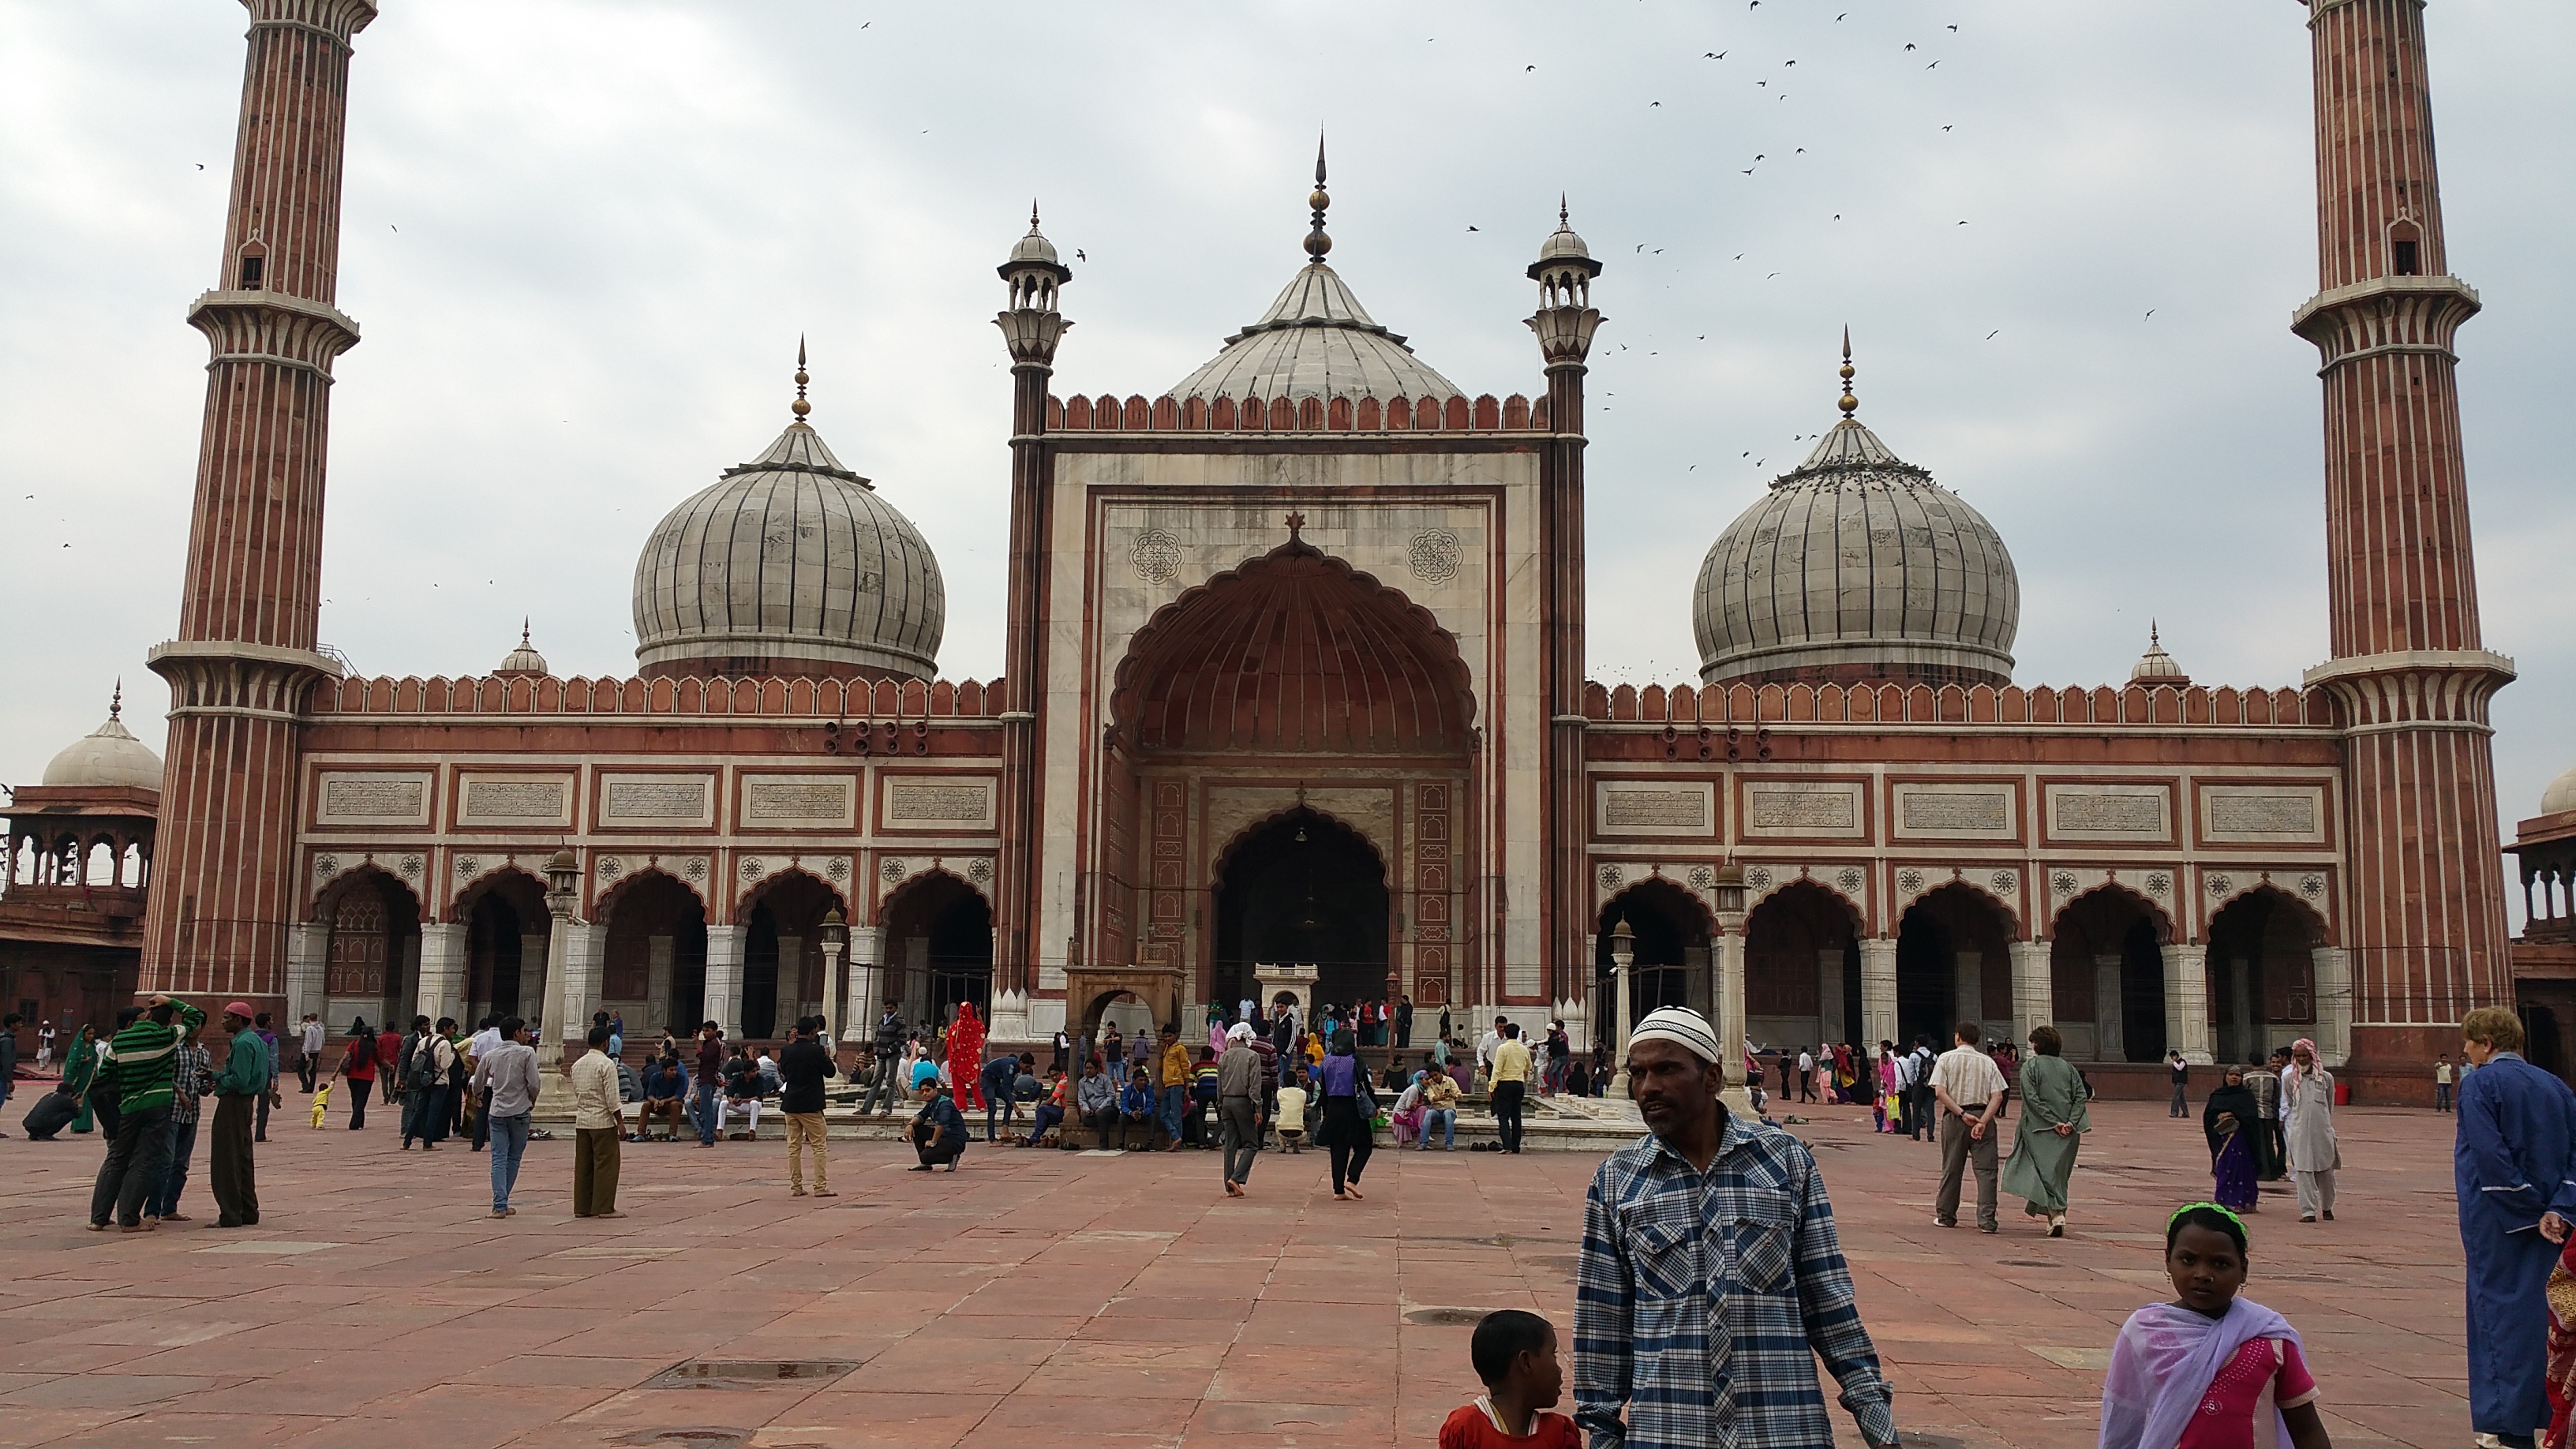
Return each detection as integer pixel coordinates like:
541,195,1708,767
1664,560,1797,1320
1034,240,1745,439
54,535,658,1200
1526,65,1535,71
1986,330,2001,339
1949,23,1960,30
1928,60,1940,69
1784,60,1795,67
1467,225,1479,231
2145,309,2157,320
1942,125,1953,132
1905,43,1916,51
1837,12,1848,19
1076,249,1087,261
196,163,204,170
1705,51,1726,58
1650,100,1661,106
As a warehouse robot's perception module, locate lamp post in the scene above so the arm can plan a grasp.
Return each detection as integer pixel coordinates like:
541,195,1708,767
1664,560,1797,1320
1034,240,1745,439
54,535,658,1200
819,908,848,1060
1712,860,1751,1112
542,848,580,1077
1607,917,1635,1094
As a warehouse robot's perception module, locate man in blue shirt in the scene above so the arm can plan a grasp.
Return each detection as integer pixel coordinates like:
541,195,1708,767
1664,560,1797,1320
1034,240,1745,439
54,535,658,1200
635,1054,687,1140
1118,1068,1158,1151
1574,1006,1896,1449
907,1080,967,1171
2456,1005,2576,1449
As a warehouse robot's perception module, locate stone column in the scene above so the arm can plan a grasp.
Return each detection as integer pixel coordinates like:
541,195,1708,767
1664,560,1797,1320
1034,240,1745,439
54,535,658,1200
1715,929,1750,1112
2009,941,2053,1049
776,934,807,1026
286,921,331,1027
848,925,883,1043
645,935,675,1034
1859,938,1898,1050
705,925,747,1040
2162,942,2213,1065
560,922,604,1047
2226,957,2255,1066
2095,953,2125,1062
417,922,466,1028
1608,960,1634,1094
519,931,552,1032
1816,948,1845,1046
2312,946,2353,1068
540,909,574,1077
1953,950,1983,1033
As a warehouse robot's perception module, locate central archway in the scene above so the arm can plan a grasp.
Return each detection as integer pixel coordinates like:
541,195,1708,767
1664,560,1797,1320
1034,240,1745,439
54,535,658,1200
1213,808,1389,1016
1895,883,2014,1050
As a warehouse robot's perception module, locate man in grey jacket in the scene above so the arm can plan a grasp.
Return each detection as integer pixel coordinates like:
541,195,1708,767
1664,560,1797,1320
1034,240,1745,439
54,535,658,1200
1216,1022,1266,1197
469,1017,541,1218
861,1003,908,1117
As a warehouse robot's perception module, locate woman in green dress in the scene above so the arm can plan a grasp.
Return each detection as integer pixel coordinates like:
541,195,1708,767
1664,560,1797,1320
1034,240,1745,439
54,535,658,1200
62,1024,100,1132
2000,1023,2091,1237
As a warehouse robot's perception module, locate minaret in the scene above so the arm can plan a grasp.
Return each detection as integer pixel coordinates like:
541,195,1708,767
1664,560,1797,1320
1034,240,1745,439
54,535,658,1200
992,204,1073,1021
141,0,374,1013
1526,201,1603,1029
2293,0,2514,1076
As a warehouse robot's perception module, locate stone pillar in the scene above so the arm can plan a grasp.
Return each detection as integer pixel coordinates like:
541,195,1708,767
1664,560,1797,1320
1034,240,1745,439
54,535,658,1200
2162,942,2213,1065
705,925,747,1040
776,934,807,1025
417,923,466,1028
1953,950,1983,1033
2226,957,2255,1066
646,935,675,1035
1715,929,1750,1113
286,922,330,1028
2009,941,2054,1050
2095,953,2125,1062
560,923,604,1047
540,909,574,1076
1859,938,1898,1050
1816,948,1845,1047
2312,946,2353,1068
519,931,552,1032
848,925,883,1043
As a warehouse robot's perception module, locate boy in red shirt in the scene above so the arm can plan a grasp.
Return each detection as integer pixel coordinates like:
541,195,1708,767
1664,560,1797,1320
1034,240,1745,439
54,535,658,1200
1440,1309,1580,1448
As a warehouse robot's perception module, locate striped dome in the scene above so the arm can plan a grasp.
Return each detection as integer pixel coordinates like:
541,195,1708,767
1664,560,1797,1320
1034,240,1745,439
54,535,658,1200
1167,263,1460,403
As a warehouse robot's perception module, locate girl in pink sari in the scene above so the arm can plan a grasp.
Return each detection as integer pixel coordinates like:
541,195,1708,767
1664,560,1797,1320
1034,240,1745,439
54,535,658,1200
2100,1204,2331,1449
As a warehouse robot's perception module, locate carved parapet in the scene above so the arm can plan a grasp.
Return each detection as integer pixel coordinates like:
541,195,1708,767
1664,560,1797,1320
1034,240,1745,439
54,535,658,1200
1526,305,1604,368
2290,275,2479,374
2301,649,2516,733
1044,390,1542,435
995,309,1071,368
245,0,379,42
186,290,361,380
1576,677,2331,730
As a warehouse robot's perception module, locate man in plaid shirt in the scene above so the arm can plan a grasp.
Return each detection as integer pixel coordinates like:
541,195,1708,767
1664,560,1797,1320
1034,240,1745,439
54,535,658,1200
151,1026,214,1223
1575,1006,1899,1449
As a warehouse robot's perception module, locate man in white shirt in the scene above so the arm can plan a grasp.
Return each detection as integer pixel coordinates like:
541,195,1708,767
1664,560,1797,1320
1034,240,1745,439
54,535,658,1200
1796,1048,1818,1103
36,1020,55,1069
298,1014,326,1094
469,1017,541,1217
1928,1020,2009,1233
1477,1017,1506,1094
568,1024,624,1219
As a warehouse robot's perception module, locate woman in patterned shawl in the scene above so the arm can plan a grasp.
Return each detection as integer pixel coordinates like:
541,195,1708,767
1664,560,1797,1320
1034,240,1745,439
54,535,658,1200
947,1002,987,1110
2547,1237,2576,1447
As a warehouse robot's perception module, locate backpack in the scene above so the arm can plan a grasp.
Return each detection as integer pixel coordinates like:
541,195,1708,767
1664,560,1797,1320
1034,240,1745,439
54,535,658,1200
406,1038,444,1091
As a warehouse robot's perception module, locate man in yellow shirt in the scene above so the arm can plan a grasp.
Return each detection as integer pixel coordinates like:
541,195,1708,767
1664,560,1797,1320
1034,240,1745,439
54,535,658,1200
568,1025,623,1219
1157,1028,1193,1152
1491,1022,1533,1154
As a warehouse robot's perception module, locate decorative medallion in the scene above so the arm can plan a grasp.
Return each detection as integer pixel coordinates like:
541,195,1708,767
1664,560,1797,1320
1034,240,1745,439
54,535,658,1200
739,856,765,882
1896,868,1926,896
2144,871,2172,896
597,856,623,881
682,856,708,882
1744,865,1773,892
1990,869,2018,894
398,854,424,878
2051,871,2080,896
454,855,481,879
1687,865,1717,892
881,856,908,884
1129,528,1182,585
2297,873,2326,900
824,856,851,882
966,857,994,886
1837,867,1866,895
1597,863,1625,891
1406,528,1463,585
2205,872,2233,897
313,853,340,879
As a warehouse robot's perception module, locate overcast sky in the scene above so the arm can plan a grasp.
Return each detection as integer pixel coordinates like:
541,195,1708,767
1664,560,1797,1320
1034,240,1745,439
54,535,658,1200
4,2,2569,859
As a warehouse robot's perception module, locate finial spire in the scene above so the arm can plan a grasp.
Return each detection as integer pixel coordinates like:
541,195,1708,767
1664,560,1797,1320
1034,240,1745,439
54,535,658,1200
1029,198,1041,232
521,616,532,648
792,335,811,421
1837,327,1858,418
1559,193,1570,227
2151,619,2161,648
110,679,122,720
1305,130,1332,263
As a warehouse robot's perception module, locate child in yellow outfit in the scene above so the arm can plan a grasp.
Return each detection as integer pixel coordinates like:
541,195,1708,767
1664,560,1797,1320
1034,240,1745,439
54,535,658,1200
310,1080,332,1128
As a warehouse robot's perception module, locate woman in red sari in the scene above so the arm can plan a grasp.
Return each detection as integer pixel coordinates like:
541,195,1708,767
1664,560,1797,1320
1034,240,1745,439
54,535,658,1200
947,1003,987,1110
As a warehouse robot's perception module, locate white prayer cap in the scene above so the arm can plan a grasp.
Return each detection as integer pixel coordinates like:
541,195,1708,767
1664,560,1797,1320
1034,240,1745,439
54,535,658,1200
1630,1007,1721,1065
1226,1021,1255,1043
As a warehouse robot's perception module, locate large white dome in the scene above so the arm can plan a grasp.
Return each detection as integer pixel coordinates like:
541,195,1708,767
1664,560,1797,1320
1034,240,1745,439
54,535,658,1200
1167,262,1461,404
43,697,163,792
631,419,944,681
2543,764,2576,817
1693,415,2019,687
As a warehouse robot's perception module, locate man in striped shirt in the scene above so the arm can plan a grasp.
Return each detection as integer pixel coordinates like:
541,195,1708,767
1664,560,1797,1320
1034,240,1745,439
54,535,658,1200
1574,1006,1898,1449
88,994,205,1232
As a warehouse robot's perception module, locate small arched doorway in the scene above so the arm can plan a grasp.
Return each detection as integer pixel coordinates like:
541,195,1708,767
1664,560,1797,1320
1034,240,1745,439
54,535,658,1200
1895,884,2013,1050
460,869,547,1024
1597,879,1713,1035
740,871,844,1041
882,872,994,1031
2206,887,2320,1067
2050,886,2170,1062
597,872,709,1036
319,868,421,1031
1214,809,1389,1016
1744,882,1862,1050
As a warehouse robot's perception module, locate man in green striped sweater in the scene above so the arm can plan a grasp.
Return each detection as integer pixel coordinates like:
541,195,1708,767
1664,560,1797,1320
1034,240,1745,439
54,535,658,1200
88,994,205,1232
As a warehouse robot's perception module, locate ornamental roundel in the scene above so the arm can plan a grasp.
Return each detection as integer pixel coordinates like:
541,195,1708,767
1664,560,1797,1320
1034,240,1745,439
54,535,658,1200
2144,871,2172,896
1129,529,1182,585
739,856,765,883
313,853,341,879
1406,528,1463,585
1990,869,2018,894
683,856,709,882
2051,871,2080,896
824,856,851,882
966,857,994,886
454,855,480,879
1687,865,1717,892
597,856,623,882
398,854,425,878
881,856,909,884
1896,868,1926,896
1743,866,1773,893
1597,863,1625,891
2205,872,2233,897
1837,867,1865,895
2297,873,2326,900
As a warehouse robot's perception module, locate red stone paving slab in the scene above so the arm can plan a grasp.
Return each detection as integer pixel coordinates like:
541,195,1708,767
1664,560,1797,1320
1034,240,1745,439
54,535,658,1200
1,1098,2473,1447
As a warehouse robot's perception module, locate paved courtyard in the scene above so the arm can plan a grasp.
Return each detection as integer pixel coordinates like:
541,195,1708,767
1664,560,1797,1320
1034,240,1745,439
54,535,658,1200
0,1096,2468,1448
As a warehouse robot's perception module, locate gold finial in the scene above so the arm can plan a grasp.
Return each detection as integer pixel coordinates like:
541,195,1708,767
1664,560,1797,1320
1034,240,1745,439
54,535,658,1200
1305,130,1332,262
1837,326,1858,418
110,679,122,720
792,335,811,421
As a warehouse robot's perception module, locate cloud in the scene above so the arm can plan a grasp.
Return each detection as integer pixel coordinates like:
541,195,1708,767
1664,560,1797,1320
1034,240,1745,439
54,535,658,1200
3,0,2568,859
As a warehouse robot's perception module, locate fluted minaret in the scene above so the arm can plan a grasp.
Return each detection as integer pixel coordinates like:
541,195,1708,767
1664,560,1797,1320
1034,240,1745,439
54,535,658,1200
2293,0,2514,1074
992,204,1073,1007
141,0,374,1010
1526,202,1603,1023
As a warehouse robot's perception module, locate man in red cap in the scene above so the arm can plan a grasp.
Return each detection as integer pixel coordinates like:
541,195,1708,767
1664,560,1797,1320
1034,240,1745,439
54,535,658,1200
208,1002,269,1228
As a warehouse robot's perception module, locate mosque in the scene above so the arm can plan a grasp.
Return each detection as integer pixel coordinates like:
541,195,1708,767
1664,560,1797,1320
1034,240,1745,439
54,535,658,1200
3,0,2557,1101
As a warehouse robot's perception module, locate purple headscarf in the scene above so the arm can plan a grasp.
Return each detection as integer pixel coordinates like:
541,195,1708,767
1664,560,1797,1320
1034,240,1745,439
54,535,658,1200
2099,1297,2301,1449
